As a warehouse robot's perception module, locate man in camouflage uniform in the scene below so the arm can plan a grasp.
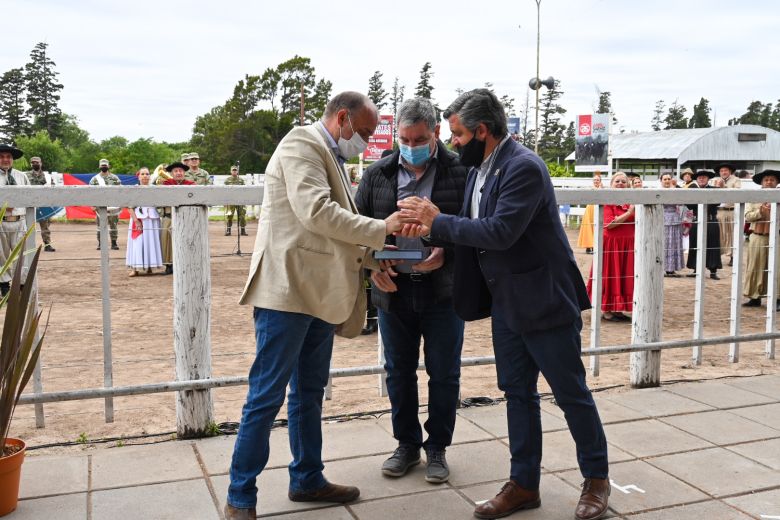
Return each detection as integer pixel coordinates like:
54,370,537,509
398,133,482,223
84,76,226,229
224,165,247,236
185,152,212,185
89,158,122,250
25,156,56,252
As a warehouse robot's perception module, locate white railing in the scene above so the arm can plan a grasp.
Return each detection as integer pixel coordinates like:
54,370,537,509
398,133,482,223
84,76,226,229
3,186,780,436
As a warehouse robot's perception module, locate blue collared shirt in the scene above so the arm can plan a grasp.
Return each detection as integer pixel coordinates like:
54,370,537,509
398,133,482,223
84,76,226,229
395,150,438,273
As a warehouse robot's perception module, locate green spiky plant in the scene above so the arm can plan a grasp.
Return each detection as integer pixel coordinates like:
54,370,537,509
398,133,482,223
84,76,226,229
0,205,47,457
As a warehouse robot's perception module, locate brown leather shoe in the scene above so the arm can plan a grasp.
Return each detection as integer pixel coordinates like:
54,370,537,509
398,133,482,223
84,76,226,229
288,482,360,503
575,478,610,520
473,480,540,519
224,503,256,519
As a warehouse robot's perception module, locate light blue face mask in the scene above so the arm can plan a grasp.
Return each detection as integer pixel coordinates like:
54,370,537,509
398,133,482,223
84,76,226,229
399,143,432,166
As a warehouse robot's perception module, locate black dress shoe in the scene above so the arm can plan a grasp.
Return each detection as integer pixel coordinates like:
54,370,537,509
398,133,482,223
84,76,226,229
164,265,173,275
288,482,360,503
743,298,762,307
44,244,56,252
361,320,378,335
710,272,720,280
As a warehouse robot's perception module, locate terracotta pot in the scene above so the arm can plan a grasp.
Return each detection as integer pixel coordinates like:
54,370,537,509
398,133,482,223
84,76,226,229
0,438,26,517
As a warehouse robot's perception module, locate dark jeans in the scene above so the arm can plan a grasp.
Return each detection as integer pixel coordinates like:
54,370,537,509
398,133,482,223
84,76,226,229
491,314,608,489
227,308,334,509
378,299,464,451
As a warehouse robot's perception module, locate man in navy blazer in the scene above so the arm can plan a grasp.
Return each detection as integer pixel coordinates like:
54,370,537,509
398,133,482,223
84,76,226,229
398,89,610,520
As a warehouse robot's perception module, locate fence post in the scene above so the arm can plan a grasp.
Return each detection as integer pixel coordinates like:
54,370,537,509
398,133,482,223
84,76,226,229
766,203,778,360
630,204,663,388
692,203,707,365
377,330,388,397
173,205,214,438
589,204,604,376
729,203,745,363
97,207,115,423
25,208,45,427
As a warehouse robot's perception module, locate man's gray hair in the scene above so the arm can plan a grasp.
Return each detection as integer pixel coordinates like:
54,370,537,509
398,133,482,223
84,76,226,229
324,91,377,119
443,88,508,138
397,98,439,131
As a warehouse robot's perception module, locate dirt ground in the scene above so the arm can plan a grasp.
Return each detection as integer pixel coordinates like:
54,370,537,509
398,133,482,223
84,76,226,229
8,220,779,450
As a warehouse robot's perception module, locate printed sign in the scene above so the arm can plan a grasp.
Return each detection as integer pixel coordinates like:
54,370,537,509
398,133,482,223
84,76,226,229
575,113,610,172
364,114,394,161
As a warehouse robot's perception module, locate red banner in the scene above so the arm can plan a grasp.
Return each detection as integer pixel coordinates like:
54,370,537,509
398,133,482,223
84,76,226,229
577,114,593,138
364,115,394,161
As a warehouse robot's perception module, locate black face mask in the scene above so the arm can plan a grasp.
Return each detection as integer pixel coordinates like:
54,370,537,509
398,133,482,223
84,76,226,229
100,166,109,172
32,164,40,171
457,135,486,168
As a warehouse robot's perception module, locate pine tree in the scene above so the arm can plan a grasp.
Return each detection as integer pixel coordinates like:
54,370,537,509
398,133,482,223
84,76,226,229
651,99,665,131
0,68,30,141
728,101,765,126
538,79,567,161
415,62,435,100
664,100,688,129
24,42,63,138
688,97,712,128
597,91,618,128
389,77,405,141
367,71,387,111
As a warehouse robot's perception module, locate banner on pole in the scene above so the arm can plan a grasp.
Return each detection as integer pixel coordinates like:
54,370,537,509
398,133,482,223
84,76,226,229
575,113,610,172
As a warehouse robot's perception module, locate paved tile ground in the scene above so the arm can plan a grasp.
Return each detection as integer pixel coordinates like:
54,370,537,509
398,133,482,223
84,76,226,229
9,375,780,519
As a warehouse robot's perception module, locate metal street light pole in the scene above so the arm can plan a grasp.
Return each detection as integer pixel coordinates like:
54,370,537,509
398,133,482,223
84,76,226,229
534,0,541,154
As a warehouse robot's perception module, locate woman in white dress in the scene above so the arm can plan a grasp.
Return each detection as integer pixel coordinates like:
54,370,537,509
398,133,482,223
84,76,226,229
126,167,163,276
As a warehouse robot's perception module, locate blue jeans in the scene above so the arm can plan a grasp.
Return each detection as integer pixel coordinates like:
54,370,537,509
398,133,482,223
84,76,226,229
378,300,464,451
227,308,334,509
492,314,608,490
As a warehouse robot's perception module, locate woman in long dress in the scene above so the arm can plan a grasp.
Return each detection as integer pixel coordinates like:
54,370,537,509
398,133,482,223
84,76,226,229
586,172,635,322
126,167,163,276
660,172,685,276
577,173,602,253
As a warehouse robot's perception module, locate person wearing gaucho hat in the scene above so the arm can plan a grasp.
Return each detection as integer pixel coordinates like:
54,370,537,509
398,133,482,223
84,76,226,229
742,170,780,310
0,143,31,296
685,170,722,279
159,162,195,274
715,163,742,267
680,167,695,188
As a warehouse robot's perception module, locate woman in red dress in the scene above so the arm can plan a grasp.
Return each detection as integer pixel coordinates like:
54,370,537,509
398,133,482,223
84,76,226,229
587,172,635,322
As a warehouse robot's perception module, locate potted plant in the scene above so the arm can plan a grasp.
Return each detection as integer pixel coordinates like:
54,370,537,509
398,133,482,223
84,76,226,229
0,205,47,517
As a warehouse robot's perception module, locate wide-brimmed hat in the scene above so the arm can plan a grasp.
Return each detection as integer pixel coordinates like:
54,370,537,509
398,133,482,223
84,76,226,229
695,169,716,179
715,162,736,173
680,167,694,179
165,161,190,172
753,169,780,185
0,143,23,159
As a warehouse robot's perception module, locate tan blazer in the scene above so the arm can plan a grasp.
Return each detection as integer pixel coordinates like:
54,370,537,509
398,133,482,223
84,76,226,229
239,124,386,337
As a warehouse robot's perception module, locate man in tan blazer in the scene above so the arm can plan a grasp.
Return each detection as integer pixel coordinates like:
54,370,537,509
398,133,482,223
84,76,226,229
225,92,406,519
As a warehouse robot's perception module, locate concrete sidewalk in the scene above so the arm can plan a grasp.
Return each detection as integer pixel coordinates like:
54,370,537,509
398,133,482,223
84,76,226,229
9,375,780,519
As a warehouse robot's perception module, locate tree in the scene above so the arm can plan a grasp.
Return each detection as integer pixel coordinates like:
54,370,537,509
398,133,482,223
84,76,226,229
24,42,63,139
415,62,435,100
562,121,576,157
277,56,315,124
664,100,688,129
688,97,712,128
597,91,618,128
389,77,405,141
650,99,665,131
305,78,332,123
0,68,30,141
14,130,68,172
537,79,567,161
367,71,387,111
728,101,765,126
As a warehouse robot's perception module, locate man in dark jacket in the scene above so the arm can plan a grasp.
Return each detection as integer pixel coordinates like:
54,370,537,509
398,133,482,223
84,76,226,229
355,97,467,484
398,89,609,520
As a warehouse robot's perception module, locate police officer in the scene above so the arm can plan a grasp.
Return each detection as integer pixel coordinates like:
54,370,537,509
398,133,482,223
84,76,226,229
0,143,31,296
26,156,56,252
89,158,122,250
223,165,247,236
185,152,212,185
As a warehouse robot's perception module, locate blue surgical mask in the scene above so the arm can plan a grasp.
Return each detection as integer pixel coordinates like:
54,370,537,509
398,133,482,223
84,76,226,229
399,143,432,166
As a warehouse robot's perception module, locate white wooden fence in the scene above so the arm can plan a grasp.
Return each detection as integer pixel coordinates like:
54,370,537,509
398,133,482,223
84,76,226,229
3,186,780,436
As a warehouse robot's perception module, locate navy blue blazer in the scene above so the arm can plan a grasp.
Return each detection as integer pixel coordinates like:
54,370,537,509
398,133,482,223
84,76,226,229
429,139,591,334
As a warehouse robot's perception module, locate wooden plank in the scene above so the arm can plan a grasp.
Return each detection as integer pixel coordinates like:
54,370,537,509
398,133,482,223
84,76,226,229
97,207,114,423
589,204,603,376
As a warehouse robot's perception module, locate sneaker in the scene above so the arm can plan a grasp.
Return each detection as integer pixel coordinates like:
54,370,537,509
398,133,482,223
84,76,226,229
381,444,420,477
425,449,449,483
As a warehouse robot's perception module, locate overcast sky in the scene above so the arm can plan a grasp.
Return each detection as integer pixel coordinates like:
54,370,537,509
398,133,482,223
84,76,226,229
4,0,779,144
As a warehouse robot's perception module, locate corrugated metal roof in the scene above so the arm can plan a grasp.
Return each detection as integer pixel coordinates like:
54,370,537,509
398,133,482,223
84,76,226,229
565,124,780,162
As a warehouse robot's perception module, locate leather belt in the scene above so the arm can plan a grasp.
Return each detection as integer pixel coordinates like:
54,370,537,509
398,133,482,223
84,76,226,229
719,207,734,211
161,211,171,217
753,232,769,236
2,215,21,222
